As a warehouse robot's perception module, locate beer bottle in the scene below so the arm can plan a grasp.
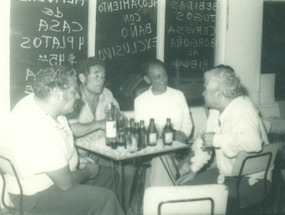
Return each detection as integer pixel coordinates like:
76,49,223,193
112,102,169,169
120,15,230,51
105,102,117,149
147,118,157,146
163,118,174,146
130,118,135,133
130,122,139,153
138,120,147,150
125,119,132,152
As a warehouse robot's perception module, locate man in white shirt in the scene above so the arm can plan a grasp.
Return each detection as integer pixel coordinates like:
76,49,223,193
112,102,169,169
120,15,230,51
135,59,193,187
6,66,124,215
176,65,270,209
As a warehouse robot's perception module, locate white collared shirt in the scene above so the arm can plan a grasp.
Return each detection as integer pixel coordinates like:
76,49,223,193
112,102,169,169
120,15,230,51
190,96,270,184
134,86,193,137
6,94,78,195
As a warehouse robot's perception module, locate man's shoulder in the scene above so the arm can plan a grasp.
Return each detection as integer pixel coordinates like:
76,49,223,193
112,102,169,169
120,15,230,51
134,88,150,103
11,94,36,116
231,96,259,115
167,87,184,95
167,87,187,101
102,87,114,97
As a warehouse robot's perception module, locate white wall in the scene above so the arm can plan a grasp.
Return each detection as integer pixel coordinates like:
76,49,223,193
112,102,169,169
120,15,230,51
0,0,11,210
216,0,264,106
0,1,10,143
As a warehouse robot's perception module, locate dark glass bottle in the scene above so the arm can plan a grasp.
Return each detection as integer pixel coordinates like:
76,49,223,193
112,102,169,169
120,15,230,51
147,118,157,146
105,102,117,149
130,118,135,133
125,119,132,152
138,120,147,150
163,118,174,146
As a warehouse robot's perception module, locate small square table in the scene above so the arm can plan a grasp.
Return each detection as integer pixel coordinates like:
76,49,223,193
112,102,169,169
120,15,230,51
75,131,191,210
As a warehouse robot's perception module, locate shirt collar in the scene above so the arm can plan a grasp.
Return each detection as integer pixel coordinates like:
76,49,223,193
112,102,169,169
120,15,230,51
32,94,65,129
148,86,169,96
219,96,243,122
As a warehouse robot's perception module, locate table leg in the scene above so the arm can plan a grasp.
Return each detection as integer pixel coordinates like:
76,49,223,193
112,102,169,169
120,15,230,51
159,154,177,185
118,161,125,211
110,160,116,192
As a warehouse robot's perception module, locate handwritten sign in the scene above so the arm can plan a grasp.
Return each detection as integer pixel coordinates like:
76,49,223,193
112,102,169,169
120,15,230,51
95,0,157,110
10,0,88,108
165,0,216,105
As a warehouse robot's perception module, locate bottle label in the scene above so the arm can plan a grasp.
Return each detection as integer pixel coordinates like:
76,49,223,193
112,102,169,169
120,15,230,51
148,133,157,145
106,121,117,138
164,132,173,144
130,135,138,152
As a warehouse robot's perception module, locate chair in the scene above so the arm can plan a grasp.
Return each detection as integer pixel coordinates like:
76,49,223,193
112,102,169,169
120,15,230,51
0,145,24,215
143,184,228,215
231,142,281,209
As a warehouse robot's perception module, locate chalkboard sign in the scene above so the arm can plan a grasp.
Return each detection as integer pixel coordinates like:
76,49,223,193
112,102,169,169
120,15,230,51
10,0,88,108
262,1,285,101
95,0,157,110
164,0,216,106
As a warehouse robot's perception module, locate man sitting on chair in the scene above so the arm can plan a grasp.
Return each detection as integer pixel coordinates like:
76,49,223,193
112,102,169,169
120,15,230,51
6,66,124,215
134,59,193,187
176,65,270,208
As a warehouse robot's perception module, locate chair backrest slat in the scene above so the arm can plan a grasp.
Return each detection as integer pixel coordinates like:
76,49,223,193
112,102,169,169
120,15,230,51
232,143,280,177
143,184,228,215
0,146,23,179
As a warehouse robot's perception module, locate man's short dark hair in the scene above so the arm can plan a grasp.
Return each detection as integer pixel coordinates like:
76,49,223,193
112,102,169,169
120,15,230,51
76,57,105,76
143,59,166,77
33,65,75,99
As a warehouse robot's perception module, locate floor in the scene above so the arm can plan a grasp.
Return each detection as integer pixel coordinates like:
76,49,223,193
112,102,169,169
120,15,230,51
126,153,285,215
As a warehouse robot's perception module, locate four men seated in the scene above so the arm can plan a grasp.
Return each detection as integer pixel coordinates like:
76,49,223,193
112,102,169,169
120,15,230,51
2,58,272,214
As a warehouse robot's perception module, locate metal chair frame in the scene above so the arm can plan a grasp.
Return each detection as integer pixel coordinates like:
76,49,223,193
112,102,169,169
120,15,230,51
0,154,24,215
158,197,214,215
235,151,272,208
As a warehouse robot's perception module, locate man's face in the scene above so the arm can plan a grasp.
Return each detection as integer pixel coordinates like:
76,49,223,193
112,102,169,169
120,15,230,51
59,76,79,114
202,81,219,109
83,65,106,95
147,65,168,94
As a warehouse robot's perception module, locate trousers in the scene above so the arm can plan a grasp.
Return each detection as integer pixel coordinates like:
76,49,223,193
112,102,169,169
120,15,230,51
181,168,270,209
10,167,125,215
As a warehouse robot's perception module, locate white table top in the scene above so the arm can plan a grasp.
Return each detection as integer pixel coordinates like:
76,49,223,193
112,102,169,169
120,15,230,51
75,131,190,161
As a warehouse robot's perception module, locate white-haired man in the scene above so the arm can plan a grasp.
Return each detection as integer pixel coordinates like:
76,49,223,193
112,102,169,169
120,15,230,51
176,65,270,209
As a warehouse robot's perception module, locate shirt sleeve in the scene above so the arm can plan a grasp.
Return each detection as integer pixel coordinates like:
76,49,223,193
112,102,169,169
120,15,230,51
190,137,212,173
13,123,69,175
213,109,263,158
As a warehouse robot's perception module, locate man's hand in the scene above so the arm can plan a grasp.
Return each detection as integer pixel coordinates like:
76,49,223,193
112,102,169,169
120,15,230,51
174,130,187,143
175,169,196,185
201,132,215,148
96,119,106,130
83,162,100,179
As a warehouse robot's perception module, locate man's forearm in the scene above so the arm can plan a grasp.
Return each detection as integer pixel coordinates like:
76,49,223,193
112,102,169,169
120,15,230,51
70,121,104,137
71,168,90,185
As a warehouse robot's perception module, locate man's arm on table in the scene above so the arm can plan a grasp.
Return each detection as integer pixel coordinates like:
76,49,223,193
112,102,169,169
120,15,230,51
69,120,105,137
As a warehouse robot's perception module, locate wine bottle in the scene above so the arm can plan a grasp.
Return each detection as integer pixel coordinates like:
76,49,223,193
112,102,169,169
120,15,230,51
105,102,117,149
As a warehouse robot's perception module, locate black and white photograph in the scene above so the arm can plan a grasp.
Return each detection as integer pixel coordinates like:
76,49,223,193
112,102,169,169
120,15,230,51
0,0,285,214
